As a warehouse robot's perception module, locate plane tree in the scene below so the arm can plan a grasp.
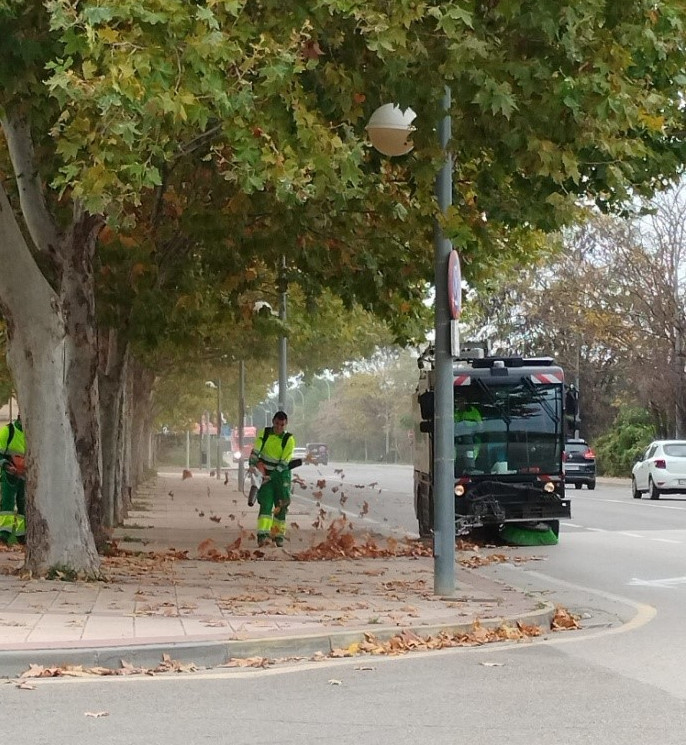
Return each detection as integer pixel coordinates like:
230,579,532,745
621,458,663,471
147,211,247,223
1,0,685,575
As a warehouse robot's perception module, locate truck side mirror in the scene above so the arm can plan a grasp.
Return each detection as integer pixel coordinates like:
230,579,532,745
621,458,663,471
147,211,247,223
419,421,432,434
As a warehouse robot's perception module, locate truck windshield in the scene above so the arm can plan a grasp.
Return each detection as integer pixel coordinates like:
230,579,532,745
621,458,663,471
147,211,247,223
454,380,562,476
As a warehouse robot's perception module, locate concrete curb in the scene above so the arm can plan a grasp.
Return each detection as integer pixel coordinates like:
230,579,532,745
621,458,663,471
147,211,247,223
0,604,556,679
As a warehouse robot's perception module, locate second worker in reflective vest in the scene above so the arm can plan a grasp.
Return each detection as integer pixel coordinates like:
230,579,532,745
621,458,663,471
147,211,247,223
249,411,296,548
0,415,27,545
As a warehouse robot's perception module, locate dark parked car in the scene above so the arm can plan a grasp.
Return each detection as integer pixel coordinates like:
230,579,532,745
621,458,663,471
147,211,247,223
564,438,596,490
306,442,329,466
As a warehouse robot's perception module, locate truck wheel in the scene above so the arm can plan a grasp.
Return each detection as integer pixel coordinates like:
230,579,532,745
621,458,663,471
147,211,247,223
545,520,560,537
587,480,596,490
574,483,582,490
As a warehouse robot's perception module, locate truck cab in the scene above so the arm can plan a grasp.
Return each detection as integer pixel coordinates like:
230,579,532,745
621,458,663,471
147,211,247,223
413,350,571,538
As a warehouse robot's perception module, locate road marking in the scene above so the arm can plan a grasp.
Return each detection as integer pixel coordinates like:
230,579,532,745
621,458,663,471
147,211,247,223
573,494,686,510
652,538,682,544
629,576,686,588
496,567,656,644
566,525,682,544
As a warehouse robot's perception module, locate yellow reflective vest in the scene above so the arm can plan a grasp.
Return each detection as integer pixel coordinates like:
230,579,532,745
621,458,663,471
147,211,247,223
249,427,295,473
0,420,25,459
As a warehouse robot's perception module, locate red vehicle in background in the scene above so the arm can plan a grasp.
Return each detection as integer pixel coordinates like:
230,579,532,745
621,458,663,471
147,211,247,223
230,425,257,464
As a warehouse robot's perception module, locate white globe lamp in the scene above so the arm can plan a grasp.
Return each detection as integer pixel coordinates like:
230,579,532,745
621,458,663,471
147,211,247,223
366,103,416,157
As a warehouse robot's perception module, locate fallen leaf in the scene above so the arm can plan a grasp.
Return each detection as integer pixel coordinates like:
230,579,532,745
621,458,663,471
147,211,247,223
85,712,109,718
327,679,343,686
551,606,581,631
222,657,271,668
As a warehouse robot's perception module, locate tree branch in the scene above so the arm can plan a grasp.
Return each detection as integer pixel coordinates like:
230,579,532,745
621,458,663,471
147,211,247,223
1,113,62,255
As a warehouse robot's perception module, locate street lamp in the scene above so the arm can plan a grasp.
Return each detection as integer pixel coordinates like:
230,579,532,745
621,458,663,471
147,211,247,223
367,93,457,596
366,103,416,156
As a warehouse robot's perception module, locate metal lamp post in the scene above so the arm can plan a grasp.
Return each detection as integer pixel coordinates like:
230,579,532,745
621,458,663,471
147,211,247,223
291,386,305,424
367,95,456,596
237,360,246,491
317,375,331,400
205,379,222,480
278,255,288,414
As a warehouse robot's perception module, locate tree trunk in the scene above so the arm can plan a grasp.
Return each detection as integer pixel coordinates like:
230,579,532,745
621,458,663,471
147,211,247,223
676,364,686,439
0,184,99,575
673,317,686,438
130,360,155,486
61,209,106,550
117,371,134,523
99,329,129,527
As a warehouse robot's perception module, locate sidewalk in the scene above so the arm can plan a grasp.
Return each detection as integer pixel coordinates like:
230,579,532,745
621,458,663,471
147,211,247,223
0,468,556,678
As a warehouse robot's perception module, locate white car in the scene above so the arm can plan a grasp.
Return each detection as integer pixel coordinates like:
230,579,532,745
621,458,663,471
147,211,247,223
632,440,686,500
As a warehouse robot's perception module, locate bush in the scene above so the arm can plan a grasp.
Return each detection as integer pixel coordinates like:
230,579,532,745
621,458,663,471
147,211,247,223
594,407,655,477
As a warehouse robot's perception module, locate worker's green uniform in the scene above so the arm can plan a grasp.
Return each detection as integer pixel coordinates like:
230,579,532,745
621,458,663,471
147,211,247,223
454,403,483,471
249,426,295,546
0,418,26,544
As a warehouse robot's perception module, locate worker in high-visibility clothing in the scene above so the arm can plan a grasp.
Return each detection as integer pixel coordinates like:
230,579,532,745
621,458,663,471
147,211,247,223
454,401,483,472
249,411,296,547
0,415,27,544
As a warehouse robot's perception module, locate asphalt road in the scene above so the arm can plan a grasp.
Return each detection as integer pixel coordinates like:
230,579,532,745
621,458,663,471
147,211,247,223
5,466,686,744
488,478,686,700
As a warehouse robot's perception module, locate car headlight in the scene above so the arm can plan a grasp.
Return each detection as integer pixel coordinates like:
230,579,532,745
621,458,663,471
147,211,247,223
543,481,555,493
454,484,465,497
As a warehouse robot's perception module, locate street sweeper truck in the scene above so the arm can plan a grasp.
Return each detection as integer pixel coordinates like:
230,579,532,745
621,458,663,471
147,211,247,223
412,346,571,544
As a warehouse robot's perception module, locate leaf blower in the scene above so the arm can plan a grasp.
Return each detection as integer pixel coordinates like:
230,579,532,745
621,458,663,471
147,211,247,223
247,458,304,507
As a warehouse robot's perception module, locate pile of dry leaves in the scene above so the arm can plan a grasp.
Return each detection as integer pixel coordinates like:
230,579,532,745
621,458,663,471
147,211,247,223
15,606,581,681
17,653,198,683
224,605,581,667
